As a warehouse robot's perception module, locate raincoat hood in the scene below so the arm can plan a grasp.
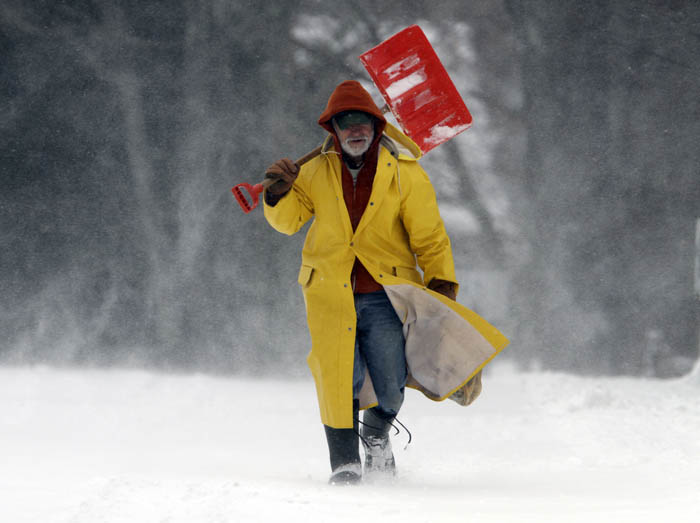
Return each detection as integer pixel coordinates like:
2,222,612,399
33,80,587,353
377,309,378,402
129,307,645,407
318,80,387,136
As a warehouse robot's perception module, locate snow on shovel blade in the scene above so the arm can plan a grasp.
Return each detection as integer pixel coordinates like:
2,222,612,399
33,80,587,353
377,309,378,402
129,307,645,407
360,25,472,154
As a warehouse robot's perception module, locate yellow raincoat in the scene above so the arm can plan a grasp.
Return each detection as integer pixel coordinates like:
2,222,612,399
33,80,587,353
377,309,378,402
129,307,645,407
264,121,508,429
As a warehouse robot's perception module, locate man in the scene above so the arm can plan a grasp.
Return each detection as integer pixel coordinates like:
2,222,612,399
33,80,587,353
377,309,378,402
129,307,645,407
263,80,506,485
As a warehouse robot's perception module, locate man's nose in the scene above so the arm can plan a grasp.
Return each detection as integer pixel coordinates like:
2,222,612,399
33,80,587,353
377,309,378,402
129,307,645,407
348,124,368,133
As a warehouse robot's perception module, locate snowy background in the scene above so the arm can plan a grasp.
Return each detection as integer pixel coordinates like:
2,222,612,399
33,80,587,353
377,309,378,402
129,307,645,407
2,362,699,522
2,2,700,521
2,1,698,375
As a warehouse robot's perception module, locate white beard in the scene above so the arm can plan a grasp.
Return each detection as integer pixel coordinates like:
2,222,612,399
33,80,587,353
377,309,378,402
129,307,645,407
340,132,374,158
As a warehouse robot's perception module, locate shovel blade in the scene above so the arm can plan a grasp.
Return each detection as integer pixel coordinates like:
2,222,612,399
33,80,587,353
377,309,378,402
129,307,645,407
360,25,472,154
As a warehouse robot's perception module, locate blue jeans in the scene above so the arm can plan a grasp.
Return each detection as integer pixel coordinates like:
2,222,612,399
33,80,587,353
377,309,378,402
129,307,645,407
352,289,407,419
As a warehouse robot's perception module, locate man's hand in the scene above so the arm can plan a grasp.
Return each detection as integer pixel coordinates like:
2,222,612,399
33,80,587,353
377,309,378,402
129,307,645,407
264,158,299,195
427,278,457,301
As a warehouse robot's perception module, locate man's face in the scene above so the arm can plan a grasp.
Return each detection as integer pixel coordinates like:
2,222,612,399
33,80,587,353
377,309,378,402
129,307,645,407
333,112,375,159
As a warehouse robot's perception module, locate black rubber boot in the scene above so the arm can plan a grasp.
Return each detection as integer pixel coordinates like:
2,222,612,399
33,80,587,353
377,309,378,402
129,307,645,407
324,400,361,485
361,407,396,476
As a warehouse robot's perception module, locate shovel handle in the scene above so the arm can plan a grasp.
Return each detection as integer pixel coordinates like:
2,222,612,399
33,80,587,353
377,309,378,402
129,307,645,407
259,177,276,190
259,144,323,189
261,144,324,190
294,144,324,168
232,144,324,213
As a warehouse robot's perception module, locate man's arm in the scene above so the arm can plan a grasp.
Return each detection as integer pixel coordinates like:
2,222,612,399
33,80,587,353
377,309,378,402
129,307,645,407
399,163,459,297
263,160,314,236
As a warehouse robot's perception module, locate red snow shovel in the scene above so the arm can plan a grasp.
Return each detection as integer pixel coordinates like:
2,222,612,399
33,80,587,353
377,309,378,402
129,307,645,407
232,24,471,212
360,25,472,154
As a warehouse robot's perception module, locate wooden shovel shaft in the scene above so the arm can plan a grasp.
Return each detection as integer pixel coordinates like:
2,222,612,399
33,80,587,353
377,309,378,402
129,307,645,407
260,176,276,190
260,144,324,190
295,144,324,167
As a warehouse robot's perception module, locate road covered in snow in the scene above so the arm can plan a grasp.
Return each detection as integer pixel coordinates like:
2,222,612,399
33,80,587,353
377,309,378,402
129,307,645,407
1,363,698,522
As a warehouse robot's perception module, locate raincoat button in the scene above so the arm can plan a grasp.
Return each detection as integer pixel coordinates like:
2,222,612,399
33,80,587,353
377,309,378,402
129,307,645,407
350,242,354,247
344,283,348,288
370,202,374,206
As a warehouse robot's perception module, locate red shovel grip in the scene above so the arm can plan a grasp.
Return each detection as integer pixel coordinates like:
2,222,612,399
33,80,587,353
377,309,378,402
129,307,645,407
232,145,323,213
232,178,273,214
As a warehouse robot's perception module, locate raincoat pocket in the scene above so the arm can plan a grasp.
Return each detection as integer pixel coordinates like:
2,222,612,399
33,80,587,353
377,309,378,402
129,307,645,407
393,265,423,285
297,264,314,287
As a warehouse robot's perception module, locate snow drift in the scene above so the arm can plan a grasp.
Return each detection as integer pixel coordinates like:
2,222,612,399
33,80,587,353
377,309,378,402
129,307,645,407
1,363,698,522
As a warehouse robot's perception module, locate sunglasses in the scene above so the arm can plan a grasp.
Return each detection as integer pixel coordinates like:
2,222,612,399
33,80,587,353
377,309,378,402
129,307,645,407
333,111,374,130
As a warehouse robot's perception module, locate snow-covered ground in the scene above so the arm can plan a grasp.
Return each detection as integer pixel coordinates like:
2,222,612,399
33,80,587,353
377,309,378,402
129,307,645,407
1,362,698,523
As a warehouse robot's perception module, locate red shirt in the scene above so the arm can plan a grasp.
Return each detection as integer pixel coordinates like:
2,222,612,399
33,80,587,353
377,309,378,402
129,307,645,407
339,141,383,294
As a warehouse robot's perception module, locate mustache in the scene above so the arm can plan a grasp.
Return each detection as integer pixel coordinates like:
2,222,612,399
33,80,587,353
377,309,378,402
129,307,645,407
342,136,369,146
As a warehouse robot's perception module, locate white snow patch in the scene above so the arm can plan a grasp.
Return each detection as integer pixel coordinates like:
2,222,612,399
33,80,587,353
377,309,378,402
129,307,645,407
425,122,471,145
385,70,427,100
1,364,698,522
382,54,421,80
412,88,439,111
